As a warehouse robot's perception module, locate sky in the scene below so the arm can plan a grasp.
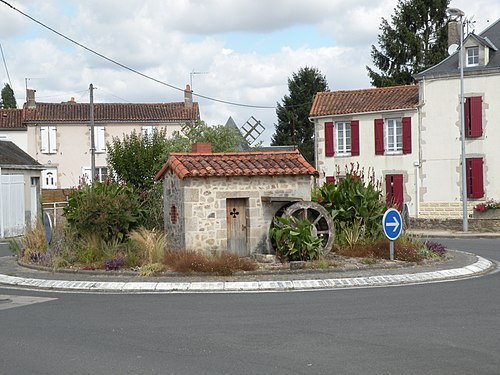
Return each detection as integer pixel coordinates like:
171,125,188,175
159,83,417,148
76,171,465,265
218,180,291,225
1,0,499,145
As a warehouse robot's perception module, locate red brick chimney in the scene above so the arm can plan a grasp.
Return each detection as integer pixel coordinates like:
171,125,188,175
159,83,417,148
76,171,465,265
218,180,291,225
191,142,211,153
184,84,193,108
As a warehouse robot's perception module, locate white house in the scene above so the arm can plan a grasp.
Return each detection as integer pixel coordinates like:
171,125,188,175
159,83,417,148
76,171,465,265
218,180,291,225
413,18,500,218
311,19,500,221
309,85,420,214
0,108,27,151
22,86,199,189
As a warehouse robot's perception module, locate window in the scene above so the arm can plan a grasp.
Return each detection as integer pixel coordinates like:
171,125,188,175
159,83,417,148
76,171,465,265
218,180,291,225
385,118,402,153
42,168,57,189
374,117,411,155
466,157,484,199
335,122,351,155
40,126,57,154
82,167,108,183
464,96,483,137
142,125,156,138
467,47,479,67
94,126,106,153
324,120,359,157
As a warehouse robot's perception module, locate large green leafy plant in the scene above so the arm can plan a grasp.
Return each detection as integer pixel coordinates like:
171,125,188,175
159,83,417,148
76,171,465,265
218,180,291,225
269,216,323,261
64,181,143,243
313,164,386,242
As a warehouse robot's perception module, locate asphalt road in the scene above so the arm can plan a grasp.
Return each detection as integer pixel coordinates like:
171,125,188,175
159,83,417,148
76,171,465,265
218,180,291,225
0,238,499,374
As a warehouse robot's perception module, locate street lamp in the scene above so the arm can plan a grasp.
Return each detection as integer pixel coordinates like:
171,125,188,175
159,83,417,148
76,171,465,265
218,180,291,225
447,7,468,232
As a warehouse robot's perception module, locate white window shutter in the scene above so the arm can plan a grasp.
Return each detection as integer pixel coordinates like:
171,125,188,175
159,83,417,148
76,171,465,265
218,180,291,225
94,127,105,153
49,126,57,153
40,127,49,153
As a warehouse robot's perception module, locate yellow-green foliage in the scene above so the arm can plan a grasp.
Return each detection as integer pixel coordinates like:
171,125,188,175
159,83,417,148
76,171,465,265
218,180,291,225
139,262,165,276
129,227,167,264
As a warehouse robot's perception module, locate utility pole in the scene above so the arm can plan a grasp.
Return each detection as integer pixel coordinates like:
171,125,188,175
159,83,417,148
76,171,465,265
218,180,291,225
89,83,95,183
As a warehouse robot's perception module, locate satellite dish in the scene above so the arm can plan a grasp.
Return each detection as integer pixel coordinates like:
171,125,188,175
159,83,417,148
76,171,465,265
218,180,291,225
448,44,459,55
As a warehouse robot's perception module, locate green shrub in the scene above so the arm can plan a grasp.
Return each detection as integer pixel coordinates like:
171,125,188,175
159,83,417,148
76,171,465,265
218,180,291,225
269,216,323,261
64,181,142,243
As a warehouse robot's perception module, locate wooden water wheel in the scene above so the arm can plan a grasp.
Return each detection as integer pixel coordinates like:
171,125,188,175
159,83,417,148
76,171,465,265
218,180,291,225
282,201,335,255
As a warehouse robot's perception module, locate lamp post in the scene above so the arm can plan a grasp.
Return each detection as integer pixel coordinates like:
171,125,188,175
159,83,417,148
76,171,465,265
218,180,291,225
447,7,468,232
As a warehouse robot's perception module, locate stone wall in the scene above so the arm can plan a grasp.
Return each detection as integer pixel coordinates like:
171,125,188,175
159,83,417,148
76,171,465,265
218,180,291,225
419,201,475,219
410,217,500,232
163,170,185,251
169,174,313,255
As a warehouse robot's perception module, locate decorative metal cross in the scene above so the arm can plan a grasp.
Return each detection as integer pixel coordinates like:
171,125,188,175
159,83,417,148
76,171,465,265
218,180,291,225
230,208,239,218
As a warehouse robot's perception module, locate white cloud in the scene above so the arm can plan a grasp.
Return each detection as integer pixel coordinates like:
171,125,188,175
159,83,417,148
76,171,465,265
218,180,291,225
1,0,498,145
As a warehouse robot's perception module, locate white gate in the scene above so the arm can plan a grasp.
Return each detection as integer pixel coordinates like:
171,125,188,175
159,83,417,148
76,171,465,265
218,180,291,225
0,175,25,237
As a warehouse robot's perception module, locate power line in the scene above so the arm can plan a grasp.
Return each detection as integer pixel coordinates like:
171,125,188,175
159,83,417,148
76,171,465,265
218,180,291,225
0,42,15,98
0,0,276,109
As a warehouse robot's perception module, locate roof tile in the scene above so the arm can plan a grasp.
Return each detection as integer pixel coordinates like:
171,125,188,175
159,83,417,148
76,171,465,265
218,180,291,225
23,102,199,123
309,85,419,117
155,150,318,180
0,109,24,129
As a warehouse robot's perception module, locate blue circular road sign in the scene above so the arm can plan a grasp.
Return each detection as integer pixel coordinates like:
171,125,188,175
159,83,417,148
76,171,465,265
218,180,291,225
382,208,403,241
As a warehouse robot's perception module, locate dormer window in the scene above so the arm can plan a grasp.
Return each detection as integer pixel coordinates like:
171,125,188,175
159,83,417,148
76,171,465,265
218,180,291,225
467,46,479,66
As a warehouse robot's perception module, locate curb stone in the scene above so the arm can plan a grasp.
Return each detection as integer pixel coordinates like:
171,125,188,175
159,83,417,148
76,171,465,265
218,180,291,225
0,254,494,294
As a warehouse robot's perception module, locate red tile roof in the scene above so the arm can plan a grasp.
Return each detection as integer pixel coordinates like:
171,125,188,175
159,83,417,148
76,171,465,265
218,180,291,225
0,109,24,129
22,102,199,123
155,150,318,180
309,85,419,117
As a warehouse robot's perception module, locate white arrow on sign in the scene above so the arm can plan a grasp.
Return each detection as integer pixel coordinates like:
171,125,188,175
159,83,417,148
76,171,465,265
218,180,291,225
386,217,400,232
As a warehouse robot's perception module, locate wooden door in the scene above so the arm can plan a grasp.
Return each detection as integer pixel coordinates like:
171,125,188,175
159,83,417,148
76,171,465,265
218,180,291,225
226,198,248,256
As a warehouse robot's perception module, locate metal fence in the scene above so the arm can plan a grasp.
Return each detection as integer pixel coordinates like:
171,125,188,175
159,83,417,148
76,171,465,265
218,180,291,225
42,201,68,228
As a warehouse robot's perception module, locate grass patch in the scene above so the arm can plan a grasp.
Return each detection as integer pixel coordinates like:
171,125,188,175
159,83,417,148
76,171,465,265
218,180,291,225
164,251,258,276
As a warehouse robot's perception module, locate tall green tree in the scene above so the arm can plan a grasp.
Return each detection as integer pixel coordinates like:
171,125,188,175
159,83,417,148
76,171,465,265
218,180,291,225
367,0,450,87
1,83,16,108
271,67,328,165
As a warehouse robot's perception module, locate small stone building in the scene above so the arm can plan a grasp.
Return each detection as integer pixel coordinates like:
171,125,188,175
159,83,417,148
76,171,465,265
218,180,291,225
155,143,318,256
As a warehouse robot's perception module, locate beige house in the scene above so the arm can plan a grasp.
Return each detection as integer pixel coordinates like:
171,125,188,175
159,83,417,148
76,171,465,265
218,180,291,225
155,143,318,255
22,87,199,189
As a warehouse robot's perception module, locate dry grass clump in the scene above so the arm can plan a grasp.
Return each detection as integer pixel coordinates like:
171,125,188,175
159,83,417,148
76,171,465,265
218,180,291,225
337,238,423,263
164,251,258,276
129,227,166,264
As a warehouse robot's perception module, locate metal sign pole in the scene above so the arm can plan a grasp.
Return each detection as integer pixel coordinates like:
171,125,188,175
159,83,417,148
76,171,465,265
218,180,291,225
390,240,394,261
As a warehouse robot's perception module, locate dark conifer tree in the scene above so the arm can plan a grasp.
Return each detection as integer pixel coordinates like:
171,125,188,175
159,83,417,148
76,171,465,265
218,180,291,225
271,67,328,165
367,0,450,87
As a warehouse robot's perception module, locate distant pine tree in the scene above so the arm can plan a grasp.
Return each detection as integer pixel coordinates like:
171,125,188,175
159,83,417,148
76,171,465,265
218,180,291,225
1,83,16,108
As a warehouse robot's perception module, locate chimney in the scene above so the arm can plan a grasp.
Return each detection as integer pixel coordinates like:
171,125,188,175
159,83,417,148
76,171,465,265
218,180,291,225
26,89,36,109
184,84,193,108
191,142,211,153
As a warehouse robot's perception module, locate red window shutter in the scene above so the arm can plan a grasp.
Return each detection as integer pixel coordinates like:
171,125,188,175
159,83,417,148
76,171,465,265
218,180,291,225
385,175,392,206
326,176,335,184
469,96,483,137
385,174,404,210
402,117,412,154
374,119,384,155
350,120,360,156
393,174,404,211
325,122,334,156
466,157,484,199
464,97,471,136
